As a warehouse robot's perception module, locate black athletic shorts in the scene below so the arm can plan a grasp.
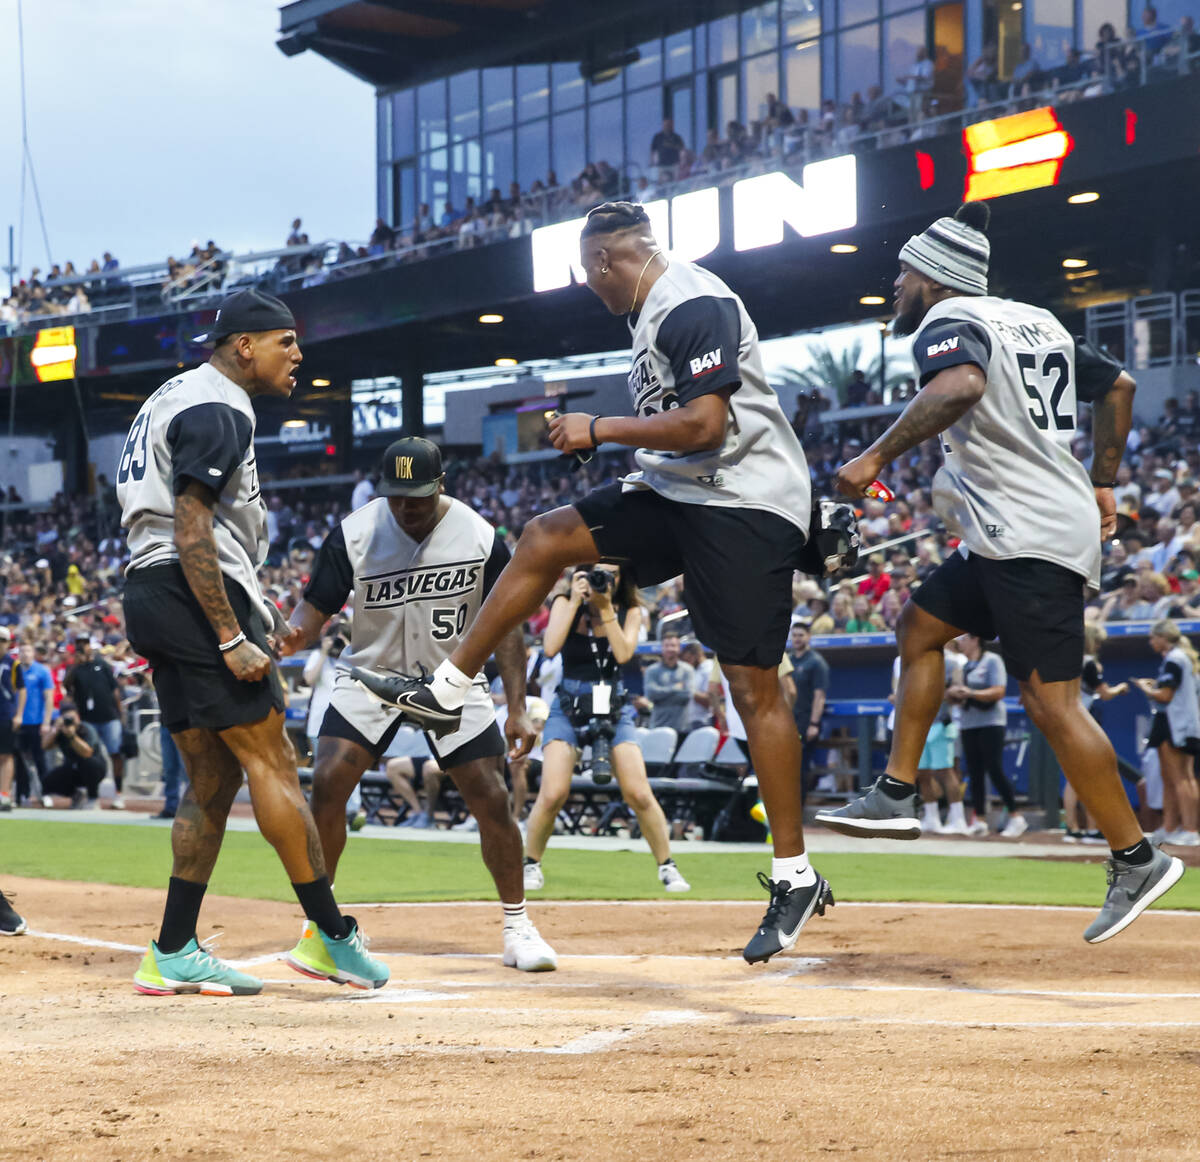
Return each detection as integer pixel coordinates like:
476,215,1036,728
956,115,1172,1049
123,563,285,734
0,722,14,756
1148,711,1200,755
574,483,806,668
912,550,1084,683
319,704,505,773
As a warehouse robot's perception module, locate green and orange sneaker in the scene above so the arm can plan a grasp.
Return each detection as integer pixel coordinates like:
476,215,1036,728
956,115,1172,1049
285,916,389,990
133,937,263,996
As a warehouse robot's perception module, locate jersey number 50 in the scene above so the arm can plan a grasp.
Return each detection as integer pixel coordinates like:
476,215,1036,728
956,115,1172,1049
1017,352,1074,433
431,604,469,640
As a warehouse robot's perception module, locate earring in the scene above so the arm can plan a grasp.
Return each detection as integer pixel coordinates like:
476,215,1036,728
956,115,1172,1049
600,266,610,274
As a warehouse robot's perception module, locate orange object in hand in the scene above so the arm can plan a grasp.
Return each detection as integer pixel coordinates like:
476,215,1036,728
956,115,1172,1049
865,480,895,502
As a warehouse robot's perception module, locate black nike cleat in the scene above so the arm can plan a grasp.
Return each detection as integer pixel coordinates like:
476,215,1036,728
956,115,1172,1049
743,870,834,964
350,666,463,737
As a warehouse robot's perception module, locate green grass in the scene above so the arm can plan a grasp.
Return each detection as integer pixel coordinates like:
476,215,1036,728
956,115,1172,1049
1,818,1197,909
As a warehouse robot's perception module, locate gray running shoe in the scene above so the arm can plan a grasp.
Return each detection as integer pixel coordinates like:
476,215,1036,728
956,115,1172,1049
814,779,921,840
1083,848,1185,944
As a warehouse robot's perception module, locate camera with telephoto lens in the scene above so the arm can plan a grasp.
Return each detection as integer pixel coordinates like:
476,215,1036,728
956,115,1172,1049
562,687,626,785
586,568,612,595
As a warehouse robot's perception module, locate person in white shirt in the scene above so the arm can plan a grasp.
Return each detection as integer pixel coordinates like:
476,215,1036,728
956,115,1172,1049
350,471,375,511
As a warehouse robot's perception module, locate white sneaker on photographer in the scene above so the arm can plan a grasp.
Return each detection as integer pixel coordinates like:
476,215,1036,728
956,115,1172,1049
523,860,544,891
1000,814,1028,839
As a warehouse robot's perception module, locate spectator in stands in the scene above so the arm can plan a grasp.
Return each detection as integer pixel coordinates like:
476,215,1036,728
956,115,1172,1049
846,594,884,633
368,218,395,254
701,128,726,170
845,369,870,406
1138,5,1172,56
1010,43,1043,97
856,554,891,603
287,218,303,246
900,45,935,118
967,43,999,103
1144,468,1180,515
41,701,106,809
1148,516,1182,572
643,631,694,733
680,641,714,731
650,118,686,177
65,638,125,809
440,201,463,228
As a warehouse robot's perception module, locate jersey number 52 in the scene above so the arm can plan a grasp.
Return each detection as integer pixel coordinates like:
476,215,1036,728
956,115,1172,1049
1017,352,1075,433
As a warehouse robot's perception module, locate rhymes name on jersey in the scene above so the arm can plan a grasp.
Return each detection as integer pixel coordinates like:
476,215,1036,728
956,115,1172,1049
362,563,482,608
990,318,1068,347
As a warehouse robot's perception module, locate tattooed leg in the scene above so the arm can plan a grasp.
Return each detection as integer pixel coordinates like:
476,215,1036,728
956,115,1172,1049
219,709,327,882
169,728,244,883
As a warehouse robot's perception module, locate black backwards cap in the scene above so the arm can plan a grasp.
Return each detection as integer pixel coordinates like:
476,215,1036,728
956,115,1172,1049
194,289,296,346
580,201,652,239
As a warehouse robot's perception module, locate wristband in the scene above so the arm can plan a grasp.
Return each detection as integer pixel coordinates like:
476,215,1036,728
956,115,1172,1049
1091,480,1117,489
589,415,601,449
217,631,247,653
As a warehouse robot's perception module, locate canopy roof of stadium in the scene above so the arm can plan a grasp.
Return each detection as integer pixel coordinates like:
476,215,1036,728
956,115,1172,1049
277,0,709,89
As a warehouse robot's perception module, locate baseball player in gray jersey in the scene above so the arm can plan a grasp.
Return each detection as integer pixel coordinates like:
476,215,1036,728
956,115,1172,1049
355,202,833,965
283,438,556,972
118,289,388,995
820,203,1183,942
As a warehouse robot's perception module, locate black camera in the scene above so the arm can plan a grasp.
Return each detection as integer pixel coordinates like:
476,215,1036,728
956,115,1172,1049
586,568,612,595
561,687,624,785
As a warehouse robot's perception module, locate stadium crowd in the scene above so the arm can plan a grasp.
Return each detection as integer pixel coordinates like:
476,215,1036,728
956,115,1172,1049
1,381,1198,830
3,12,1195,330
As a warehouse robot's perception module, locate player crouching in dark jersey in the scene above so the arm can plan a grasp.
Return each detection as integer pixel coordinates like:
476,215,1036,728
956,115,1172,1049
354,202,832,964
821,203,1183,942
282,438,557,972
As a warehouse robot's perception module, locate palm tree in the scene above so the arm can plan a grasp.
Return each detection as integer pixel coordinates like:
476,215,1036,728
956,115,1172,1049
774,336,911,405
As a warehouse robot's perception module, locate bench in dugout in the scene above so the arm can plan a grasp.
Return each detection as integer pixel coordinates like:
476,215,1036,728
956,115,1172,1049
557,725,742,837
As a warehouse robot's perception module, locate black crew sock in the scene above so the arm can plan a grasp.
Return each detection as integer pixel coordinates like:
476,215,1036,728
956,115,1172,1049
157,876,208,953
879,776,915,801
524,855,539,866
1111,838,1154,866
292,876,349,939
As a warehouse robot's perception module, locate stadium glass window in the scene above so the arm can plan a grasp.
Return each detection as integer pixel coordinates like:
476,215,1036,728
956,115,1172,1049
783,0,821,42
588,97,624,172
742,2,781,55
397,161,417,229
450,72,480,142
883,9,926,92
378,96,393,163
1030,0,1073,69
552,108,586,184
883,0,923,12
693,71,709,135
839,21,881,99
743,51,780,124
417,80,448,152
517,64,550,122
552,61,586,110
483,130,514,194
1153,0,1195,27
708,15,739,64
450,141,482,204
626,38,663,90
664,29,694,79
822,25,838,97
785,37,821,111
392,89,415,160
625,88,662,171
378,166,390,225
517,120,551,188
839,0,880,26
483,68,515,132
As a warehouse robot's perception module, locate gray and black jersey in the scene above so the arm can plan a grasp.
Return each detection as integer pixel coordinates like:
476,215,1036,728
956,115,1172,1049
117,362,271,626
623,258,811,537
911,295,1123,590
304,496,509,679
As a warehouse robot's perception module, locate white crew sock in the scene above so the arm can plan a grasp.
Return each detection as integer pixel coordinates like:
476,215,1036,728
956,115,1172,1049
502,901,528,928
922,802,940,827
947,801,966,826
429,659,473,710
771,854,817,888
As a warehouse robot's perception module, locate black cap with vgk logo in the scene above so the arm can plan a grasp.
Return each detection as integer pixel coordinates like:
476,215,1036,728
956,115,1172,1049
378,437,444,497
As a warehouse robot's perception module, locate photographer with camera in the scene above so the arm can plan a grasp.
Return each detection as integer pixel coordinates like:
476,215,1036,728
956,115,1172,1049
41,701,108,809
523,563,690,894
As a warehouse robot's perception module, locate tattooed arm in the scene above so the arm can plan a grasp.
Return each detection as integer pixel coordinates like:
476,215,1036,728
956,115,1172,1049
835,364,986,498
1090,371,1136,540
174,480,271,681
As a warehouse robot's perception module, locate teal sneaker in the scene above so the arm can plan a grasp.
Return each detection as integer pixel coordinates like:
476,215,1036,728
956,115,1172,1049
133,938,263,996
285,916,389,990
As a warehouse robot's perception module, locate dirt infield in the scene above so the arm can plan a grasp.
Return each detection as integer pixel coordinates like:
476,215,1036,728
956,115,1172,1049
1,877,1198,1162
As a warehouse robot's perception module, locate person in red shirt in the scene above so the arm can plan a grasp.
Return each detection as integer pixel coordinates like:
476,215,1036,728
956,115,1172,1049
856,555,891,604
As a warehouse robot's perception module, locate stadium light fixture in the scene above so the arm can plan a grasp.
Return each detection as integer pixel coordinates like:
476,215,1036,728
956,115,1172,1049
859,295,886,306
282,419,307,428
495,357,518,367
830,244,858,254
1061,258,1088,269
1068,191,1100,204
478,314,504,324
311,378,331,387
1065,269,1099,281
